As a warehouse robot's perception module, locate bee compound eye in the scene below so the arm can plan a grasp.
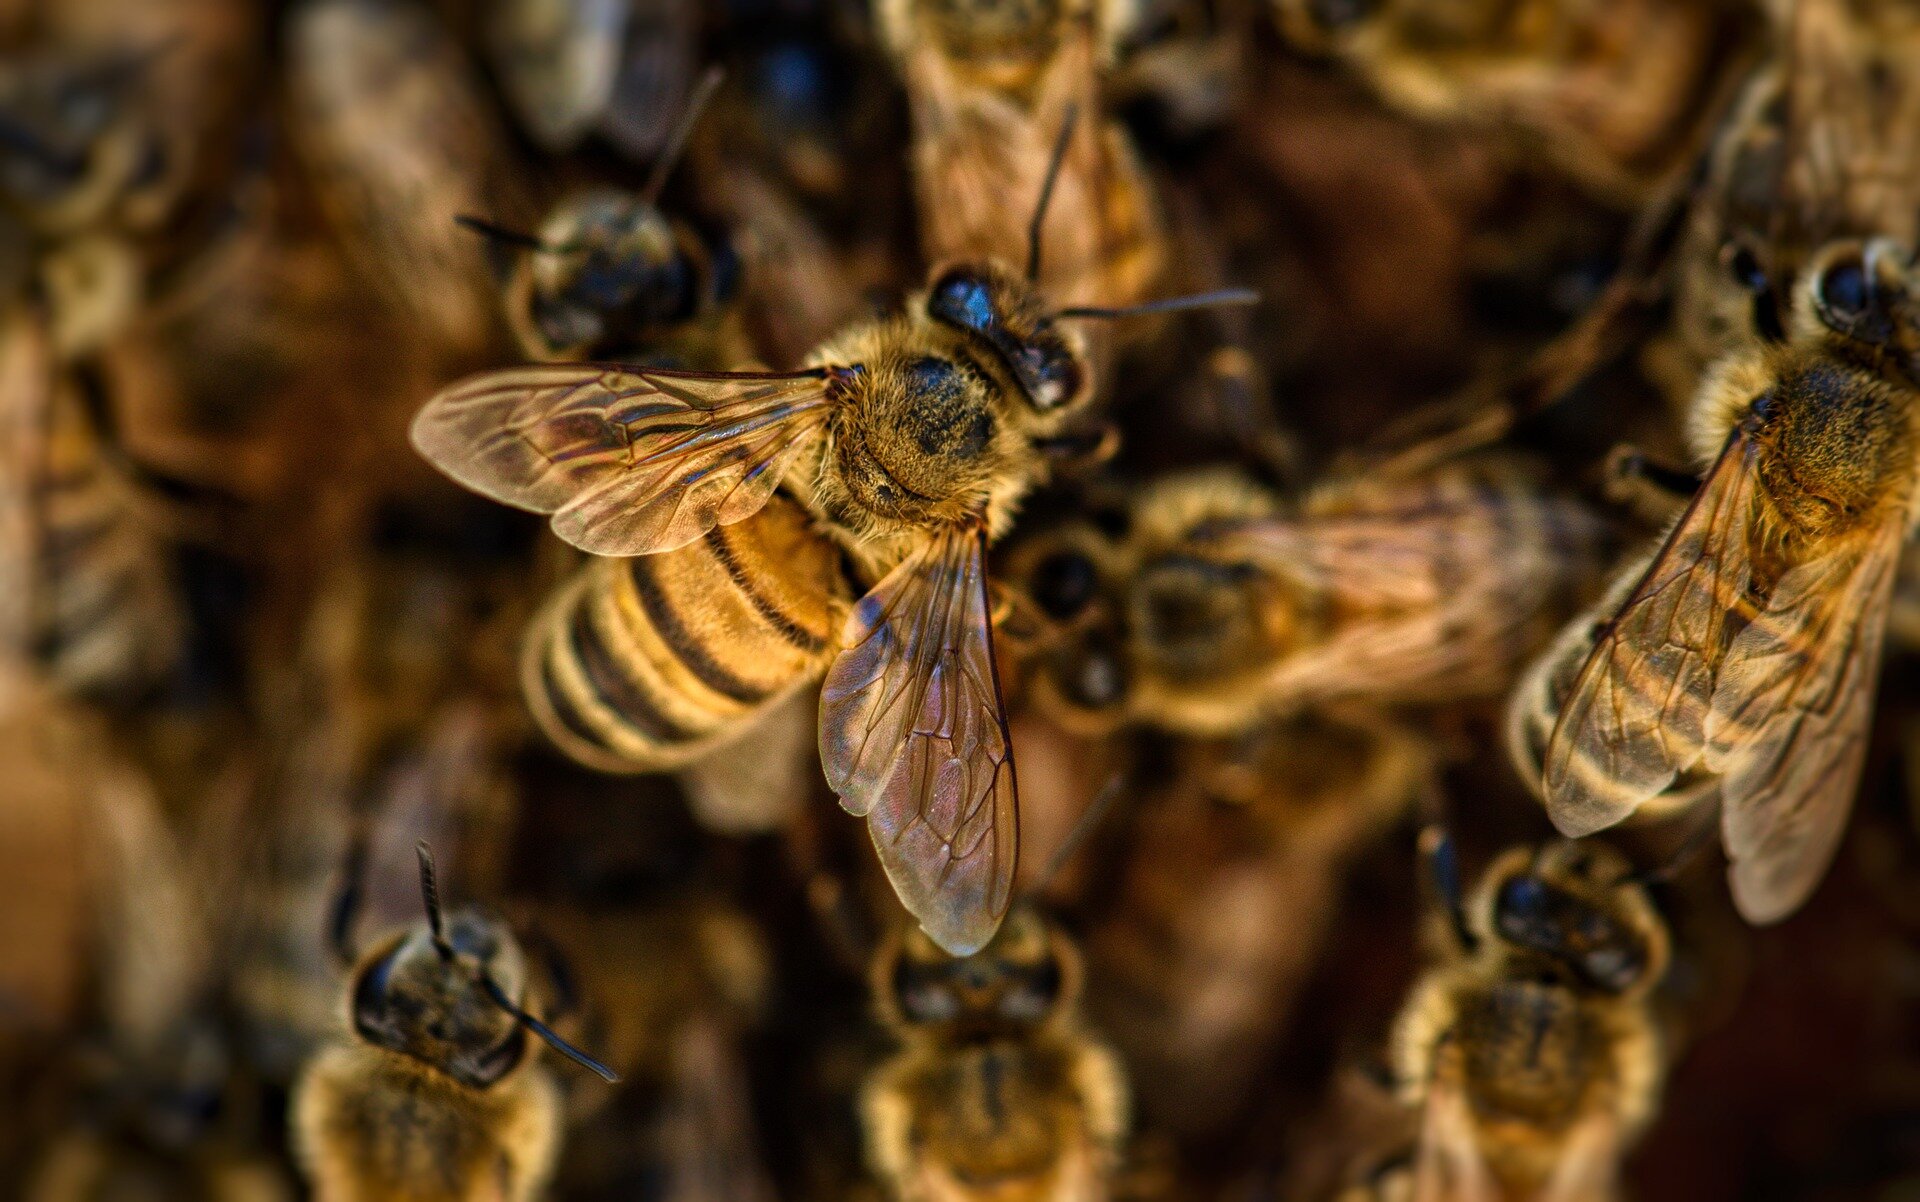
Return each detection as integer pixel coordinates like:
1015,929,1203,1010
1030,550,1099,620
1818,256,1870,323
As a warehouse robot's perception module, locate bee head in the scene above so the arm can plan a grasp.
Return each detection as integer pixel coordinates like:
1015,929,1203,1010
1006,522,1134,730
1803,239,1920,382
348,908,532,1089
1481,842,1669,997
925,262,1091,416
879,907,1076,1036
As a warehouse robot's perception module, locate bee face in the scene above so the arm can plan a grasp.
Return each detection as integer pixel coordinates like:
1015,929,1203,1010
1479,845,1665,998
924,264,1090,415
884,909,1072,1034
349,910,530,1089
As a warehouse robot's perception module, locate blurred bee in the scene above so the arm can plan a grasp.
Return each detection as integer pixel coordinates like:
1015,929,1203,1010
1080,713,1433,1136
1510,0,1920,924
292,844,616,1202
458,70,748,367
876,0,1168,315
862,905,1129,1202
1390,833,1671,1202
285,0,530,357
410,126,1256,954
483,0,700,162
1270,0,1750,204
0,308,185,703
1014,459,1604,738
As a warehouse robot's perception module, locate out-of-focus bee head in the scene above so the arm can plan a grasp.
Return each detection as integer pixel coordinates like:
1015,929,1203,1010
510,188,740,360
348,907,532,1089
1004,517,1133,732
876,906,1078,1038
1474,841,1670,999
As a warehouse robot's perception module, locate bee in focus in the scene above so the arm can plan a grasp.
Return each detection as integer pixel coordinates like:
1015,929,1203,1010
292,844,616,1202
876,0,1168,315
457,69,747,367
1270,0,1750,204
410,121,1255,954
284,0,530,357
1390,833,1671,1202
862,906,1129,1202
1013,459,1604,737
1510,0,1920,923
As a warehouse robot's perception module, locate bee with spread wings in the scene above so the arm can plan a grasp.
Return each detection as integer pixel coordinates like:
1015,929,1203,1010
412,119,1254,955
1515,0,1920,923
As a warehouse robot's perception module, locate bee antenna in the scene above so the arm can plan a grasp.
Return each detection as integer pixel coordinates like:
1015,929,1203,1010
415,841,455,962
326,823,372,967
1023,772,1125,901
1418,825,1478,954
453,213,554,253
1026,103,1080,284
641,65,724,208
1054,289,1260,321
477,970,621,1084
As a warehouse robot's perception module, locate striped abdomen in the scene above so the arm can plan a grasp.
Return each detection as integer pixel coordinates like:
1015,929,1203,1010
523,493,848,772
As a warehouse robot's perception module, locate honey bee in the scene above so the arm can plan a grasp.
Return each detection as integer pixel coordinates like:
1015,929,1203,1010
410,138,1255,954
284,0,530,358
1510,0,1920,924
292,843,616,1202
458,70,747,366
1270,0,1751,204
1390,834,1672,1202
1015,459,1604,738
0,307,185,703
877,0,1168,313
862,905,1129,1202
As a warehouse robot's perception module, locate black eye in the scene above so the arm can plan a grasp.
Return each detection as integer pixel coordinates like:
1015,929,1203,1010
1817,257,1870,323
1496,875,1547,925
928,270,996,333
1728,245,1767,293
1728,245,1787,343
1031,551,1098,620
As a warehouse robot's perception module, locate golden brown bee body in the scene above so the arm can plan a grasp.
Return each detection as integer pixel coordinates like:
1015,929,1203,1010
1514,0,1920,924
1272,0,1746,203
877,0,1167,314
1391,840,1671,1202
863,908,1129,1202
292,853,595,1202
285,0,528,357
1020,460,1604,737
415,258,1119,953
491,187,746,365
0,309,183,702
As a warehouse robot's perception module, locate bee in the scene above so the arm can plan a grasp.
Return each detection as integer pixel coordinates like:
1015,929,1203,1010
409,124,1256,954
1389,833,1672,1202
1510,0,1920,924
862,905,1129,1202
458,70,747,366
876,0,1168,314
1270,0,1749,204
0,307,185,703
1014,459,1604,738
292,844,617,1202
1080,713,1434,1136
284,0,530,358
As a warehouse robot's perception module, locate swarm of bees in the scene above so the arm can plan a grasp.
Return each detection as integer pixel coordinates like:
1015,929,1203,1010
9,0,1920,1197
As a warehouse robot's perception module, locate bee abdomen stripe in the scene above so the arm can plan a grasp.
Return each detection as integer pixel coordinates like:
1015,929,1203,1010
625,555,771,704
703,525,828,653
566,599,700,744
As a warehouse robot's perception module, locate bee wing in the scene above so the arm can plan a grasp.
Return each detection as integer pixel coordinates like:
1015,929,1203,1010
1543,432,1760,837
410,364,833,555
1539,1110,1624,1202
819,525,1017,957
1411,1077,1498,1202
1704,513,1903,923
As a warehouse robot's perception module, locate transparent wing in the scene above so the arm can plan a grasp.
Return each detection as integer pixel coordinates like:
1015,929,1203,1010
1412,1075,1498,1202
1543,432,1759,837
1706,515,1903,923
818,525,1017,957
410,364,832,555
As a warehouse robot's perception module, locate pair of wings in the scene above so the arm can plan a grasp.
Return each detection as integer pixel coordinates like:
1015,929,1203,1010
1541,429,1902,923
412,364,1017,956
